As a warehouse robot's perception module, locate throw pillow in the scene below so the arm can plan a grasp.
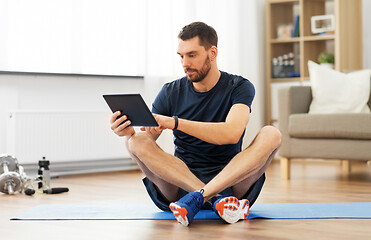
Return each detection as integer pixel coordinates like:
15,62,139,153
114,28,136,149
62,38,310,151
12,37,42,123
308,60,371,114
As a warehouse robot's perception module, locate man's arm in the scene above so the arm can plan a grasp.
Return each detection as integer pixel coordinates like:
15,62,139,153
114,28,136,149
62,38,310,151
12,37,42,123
155,103,250,145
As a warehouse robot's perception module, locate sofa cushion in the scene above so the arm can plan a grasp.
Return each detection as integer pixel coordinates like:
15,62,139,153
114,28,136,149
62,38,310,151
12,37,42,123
307,61,371,114
288,113,371,139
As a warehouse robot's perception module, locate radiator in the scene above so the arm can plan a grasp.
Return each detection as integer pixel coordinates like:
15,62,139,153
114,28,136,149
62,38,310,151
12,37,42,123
6,111,135,173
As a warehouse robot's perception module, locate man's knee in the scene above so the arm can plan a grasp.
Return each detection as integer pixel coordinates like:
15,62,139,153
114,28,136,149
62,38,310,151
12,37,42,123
260,125,282,148
127,132,156,158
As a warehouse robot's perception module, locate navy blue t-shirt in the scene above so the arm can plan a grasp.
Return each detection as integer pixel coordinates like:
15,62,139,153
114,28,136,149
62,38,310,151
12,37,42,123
152,71,255,182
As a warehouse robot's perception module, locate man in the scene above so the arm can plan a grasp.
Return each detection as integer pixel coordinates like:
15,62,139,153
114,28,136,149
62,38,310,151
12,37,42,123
110,22,281,226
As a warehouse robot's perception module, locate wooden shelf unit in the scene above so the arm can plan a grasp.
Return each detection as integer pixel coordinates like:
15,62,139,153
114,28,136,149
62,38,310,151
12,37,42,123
265,0,363,125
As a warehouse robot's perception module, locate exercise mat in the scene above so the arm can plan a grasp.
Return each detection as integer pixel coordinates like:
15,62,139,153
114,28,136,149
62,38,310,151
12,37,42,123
11,202,371,221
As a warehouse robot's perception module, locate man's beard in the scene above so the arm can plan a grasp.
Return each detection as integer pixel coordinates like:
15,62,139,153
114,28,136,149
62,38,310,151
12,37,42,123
185,56,211,83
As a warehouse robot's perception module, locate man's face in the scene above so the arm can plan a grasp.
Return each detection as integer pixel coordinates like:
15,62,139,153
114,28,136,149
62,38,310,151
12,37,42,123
177,37,211,83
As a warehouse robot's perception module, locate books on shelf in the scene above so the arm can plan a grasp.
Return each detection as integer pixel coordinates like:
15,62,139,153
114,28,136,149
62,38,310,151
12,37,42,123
292,15,300,37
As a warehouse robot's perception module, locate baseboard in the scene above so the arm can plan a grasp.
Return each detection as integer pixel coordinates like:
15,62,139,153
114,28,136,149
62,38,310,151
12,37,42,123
22,158,138,177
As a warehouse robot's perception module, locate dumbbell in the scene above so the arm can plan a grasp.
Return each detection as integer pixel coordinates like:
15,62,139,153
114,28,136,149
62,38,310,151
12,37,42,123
0,155,22,195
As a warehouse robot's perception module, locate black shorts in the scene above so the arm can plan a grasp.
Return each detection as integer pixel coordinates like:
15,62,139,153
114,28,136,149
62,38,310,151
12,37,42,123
143,173,266,212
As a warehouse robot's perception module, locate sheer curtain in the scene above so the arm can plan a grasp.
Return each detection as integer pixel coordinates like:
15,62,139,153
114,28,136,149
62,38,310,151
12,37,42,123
0,0,146,76
144,0,265,150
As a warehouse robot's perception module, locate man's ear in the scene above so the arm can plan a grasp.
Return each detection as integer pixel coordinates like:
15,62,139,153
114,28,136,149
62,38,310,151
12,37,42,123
209,46,218,61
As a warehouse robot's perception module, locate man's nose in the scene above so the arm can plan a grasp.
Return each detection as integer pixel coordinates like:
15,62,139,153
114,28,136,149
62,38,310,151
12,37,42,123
182,56,191,68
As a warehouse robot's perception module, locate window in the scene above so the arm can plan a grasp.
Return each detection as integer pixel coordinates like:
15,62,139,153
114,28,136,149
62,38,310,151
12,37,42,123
0,0,146,76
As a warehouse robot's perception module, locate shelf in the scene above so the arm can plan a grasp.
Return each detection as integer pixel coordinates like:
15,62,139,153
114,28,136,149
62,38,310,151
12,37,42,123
265,0,362,125
271,77,310,83
271,35,335,44
271,38,300,43
270,0,298,4
303,35,335,41
271,77,301,82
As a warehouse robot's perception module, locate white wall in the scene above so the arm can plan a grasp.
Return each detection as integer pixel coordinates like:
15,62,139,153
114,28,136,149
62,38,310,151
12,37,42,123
241,0,266,147
0,74,144,153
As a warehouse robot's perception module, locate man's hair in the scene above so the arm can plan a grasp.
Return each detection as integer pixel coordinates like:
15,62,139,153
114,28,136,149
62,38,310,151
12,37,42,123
178,22,218,50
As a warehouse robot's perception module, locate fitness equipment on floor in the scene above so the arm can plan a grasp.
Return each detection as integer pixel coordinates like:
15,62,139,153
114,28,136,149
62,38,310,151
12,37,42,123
37,157,68,194
0,154,69,195
0,154,27,194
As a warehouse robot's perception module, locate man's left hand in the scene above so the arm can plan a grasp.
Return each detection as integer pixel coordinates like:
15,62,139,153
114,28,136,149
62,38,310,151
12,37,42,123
140,114,175,136
153,114,176,130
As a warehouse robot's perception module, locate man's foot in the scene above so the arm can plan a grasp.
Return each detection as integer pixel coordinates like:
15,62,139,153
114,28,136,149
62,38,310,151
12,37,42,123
213,196,250,224
169,190,204,226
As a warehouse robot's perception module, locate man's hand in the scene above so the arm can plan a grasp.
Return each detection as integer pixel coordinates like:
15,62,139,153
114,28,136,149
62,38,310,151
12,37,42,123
110,111,135,137
140,114,175,136
140,126,163,136
154,114,176,130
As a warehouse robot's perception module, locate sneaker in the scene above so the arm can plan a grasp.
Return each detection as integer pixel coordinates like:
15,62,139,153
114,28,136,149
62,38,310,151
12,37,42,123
169,190,204,226
213,196,250,224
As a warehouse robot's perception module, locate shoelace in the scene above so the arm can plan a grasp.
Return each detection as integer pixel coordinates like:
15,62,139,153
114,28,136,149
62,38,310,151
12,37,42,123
183,192,203,213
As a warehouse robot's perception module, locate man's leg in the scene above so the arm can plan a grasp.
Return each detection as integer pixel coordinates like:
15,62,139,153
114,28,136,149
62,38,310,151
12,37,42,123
126,132,205,202
168,125,281,225
231,147,278,199
189,126,281,224
201,125,281,200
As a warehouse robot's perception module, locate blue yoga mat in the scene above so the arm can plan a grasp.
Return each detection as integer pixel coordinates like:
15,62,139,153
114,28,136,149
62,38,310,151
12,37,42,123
11,202,371,221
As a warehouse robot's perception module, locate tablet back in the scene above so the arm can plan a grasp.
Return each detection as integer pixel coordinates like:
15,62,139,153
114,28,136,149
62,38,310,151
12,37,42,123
103,94,158,127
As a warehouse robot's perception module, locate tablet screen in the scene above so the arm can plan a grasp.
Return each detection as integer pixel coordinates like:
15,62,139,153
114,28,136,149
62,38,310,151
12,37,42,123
103,94,158,127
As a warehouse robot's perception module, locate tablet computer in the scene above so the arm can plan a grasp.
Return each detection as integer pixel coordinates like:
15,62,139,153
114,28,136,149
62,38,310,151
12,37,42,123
103,94,158,127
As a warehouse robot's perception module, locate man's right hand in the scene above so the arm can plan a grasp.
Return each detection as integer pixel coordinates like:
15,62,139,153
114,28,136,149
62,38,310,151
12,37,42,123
110,111,135,137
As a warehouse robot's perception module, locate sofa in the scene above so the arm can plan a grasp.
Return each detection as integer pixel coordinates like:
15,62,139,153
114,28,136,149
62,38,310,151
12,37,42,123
277,82,371,179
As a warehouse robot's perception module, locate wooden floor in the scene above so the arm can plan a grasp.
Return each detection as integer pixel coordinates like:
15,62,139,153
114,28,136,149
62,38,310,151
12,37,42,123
1,159,371,240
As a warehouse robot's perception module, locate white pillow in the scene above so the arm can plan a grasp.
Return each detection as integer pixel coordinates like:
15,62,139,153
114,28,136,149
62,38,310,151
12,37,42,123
308,60,371,114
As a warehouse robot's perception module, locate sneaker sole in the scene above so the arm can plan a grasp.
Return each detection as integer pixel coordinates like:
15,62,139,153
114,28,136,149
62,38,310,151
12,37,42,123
215,197,249,224
169,203,189,226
